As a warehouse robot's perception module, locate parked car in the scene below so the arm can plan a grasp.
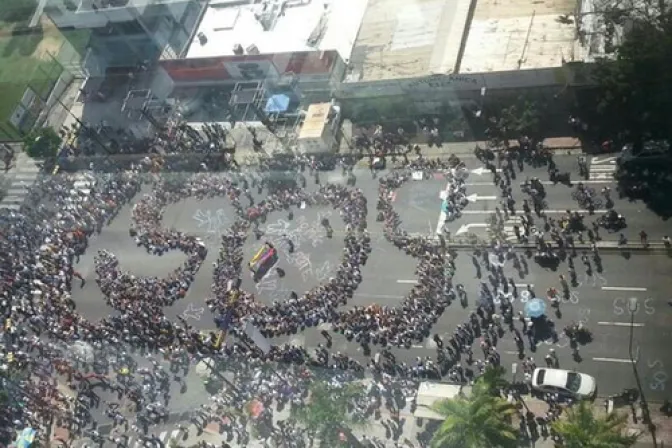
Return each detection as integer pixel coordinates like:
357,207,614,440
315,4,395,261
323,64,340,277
618,140,671,167
532,368,597,399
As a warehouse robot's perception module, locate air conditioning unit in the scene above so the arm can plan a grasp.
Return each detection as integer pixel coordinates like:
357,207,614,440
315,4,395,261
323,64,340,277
233,43,244,55
198,32,208,45
246,44,260,55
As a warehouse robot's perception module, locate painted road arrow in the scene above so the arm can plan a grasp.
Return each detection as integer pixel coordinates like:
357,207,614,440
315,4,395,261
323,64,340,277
466,193,497,202
591,156,617,165
471,167,502,175
456,223,488,235
456,223,516,238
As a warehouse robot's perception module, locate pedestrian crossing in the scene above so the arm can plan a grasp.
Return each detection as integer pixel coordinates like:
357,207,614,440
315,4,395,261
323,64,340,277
588,156,617,181
1,154,40,210
124,429,183,448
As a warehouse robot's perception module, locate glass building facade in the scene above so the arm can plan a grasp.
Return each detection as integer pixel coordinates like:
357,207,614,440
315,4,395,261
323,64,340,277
43,0,207,70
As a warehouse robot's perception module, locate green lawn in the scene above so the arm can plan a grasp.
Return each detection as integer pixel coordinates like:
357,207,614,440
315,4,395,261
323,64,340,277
0,20,89,139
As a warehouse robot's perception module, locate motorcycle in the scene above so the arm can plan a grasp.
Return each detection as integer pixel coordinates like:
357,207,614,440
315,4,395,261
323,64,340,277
596,212,626,231
564,322,592,342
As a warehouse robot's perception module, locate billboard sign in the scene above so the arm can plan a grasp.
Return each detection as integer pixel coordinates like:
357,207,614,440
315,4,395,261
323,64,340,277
160,50,341,84
223,59,278,81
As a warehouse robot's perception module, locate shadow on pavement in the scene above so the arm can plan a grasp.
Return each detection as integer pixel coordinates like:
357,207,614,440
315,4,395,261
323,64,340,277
615,165,672,220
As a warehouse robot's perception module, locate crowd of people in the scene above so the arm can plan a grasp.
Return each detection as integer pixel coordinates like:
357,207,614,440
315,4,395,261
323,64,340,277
0,127,651,448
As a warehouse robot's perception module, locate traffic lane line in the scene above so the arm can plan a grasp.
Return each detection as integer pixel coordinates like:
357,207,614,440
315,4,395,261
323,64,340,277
460,209,610,215
396,279,418,284
465,180,614,186
592,357,635,363
353,292,406,300
597,321,645,327
601,286,647,292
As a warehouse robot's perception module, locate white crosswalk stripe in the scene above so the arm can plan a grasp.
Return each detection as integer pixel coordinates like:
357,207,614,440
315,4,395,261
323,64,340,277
126,429,181,448
589,157,617,181
1,155,40,209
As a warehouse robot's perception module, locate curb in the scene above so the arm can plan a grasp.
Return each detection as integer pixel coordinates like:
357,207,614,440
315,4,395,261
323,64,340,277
352,146,583,167
445,242,671,253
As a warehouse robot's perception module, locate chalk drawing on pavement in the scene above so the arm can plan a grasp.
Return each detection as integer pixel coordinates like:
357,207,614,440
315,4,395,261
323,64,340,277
193,208,231,234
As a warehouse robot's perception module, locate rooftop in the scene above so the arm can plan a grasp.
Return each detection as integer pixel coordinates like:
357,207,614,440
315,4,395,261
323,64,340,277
347,0,473,81
459,0,578,73
185,0,367,61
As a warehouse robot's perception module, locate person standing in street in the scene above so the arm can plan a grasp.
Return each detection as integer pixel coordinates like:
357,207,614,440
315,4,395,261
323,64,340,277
640,230,648,247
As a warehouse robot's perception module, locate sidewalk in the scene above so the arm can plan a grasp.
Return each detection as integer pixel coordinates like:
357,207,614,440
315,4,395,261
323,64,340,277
351,136,582,158
57,389,672,448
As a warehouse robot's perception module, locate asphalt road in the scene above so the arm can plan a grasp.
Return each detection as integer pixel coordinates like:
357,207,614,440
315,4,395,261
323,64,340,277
68,152,672,408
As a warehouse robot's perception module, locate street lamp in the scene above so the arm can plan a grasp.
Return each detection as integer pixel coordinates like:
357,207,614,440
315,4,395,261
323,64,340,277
627,297,658,447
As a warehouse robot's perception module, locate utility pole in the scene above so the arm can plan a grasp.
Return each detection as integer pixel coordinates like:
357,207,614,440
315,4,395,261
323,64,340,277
628,297,658,448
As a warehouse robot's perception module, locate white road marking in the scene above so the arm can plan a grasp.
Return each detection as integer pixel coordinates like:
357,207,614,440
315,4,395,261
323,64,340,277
354,293,406,300
591,156,618,165
466,193,497,202
397,279,418,284
504,350,519,355
435,210,447,235
592,357,635,363
411,344,424,349
456,223,488,235
601,286,647,292
465,179,614,186
589,166,617,172
460,209,609,215
514,283,533,288
597,322,645,327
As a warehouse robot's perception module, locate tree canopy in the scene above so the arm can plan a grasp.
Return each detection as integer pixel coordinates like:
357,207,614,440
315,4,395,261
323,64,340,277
551,400,639,448
485,98,541,146
291,380,367,447
583,10,672,147
23,127,62,159
429,366,517,448
429,391,518,448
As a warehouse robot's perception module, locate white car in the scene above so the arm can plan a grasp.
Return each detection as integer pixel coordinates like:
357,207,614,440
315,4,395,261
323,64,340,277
531,368,596,399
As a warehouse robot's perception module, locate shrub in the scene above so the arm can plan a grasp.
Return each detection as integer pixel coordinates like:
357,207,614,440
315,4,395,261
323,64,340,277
23,127,62,159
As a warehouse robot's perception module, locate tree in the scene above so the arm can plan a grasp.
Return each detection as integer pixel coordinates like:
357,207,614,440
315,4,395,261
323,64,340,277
473,365,509,396
583,10,672,148
429,391,518,448
486,98,541,146
551,400,639,447
291,381,368,447
23,127,62,159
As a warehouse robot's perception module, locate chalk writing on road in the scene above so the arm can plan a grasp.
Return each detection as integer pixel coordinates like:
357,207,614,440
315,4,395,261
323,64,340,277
578,272,607,288
578,308,591,324
182,303,204,321
314,261,332,283
541,332,569,349
287,251,314,282
260,211,336,285
265,211,332,251
613,297,655,315
193,208,230,234
647,359,669,391
254,269,289,302
519,290,530,303
561,291,580,305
